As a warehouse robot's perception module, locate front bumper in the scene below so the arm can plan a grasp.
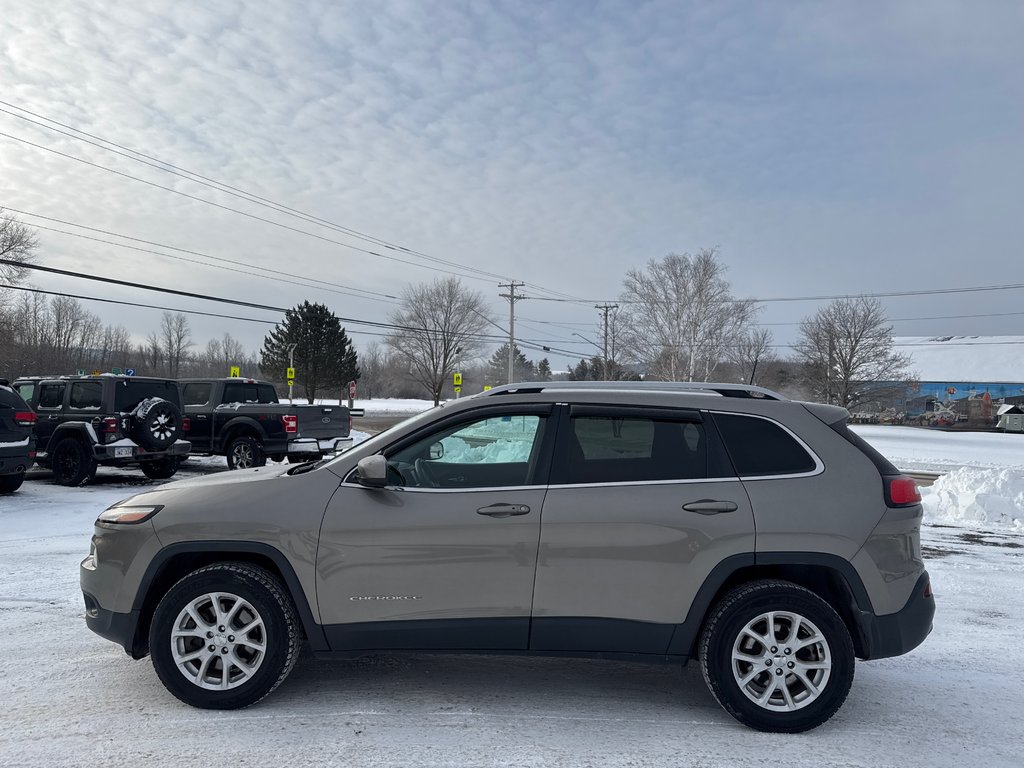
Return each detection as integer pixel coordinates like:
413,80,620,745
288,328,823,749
82,589,145,657
857,571,935,660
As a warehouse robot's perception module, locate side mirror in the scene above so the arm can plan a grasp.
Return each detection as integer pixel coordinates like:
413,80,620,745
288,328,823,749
355,455,388,488
429,441,444,460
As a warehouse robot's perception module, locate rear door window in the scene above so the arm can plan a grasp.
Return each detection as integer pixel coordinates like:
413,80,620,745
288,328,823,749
556,413,709,484
69,381,103,410
713,413,818,477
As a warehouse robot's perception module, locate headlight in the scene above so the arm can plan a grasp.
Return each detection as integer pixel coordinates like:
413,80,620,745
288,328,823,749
97,505,163,525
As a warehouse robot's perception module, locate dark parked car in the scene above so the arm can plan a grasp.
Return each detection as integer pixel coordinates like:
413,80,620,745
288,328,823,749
0,379,36,494
13,375,191,486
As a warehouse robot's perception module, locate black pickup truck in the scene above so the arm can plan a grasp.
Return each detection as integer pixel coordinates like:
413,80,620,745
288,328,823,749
179,378,353,468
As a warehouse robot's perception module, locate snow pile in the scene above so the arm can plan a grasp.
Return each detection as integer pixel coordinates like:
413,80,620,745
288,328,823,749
922,467,1024,529
440,435,533,463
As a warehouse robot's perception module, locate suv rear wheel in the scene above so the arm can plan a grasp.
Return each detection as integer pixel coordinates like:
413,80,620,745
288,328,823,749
0,473,25,493
51,437,98,486
149,563,300,709
226,435,266,470
699,580,855,733
140,457,178,480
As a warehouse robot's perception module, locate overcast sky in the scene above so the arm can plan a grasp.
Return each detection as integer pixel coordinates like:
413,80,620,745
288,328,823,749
2,1,1022,371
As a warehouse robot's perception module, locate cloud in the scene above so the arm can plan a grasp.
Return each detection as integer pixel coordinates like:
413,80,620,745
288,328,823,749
0,0,1022,367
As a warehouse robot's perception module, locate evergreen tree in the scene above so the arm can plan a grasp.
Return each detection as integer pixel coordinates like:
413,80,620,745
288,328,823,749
486,343,535,384
260,301,359,403
536,358,552,381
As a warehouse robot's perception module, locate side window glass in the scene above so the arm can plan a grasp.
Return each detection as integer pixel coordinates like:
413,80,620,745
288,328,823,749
560,416,707,483
257,384,278,404
714,413,817,477
15,382,36,404
388,414,544,489
69,382,103,410
37,383,66,410
223,383,258,403
183,383,212,406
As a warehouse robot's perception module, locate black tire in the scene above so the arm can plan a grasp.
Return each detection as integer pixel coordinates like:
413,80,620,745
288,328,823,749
140,457,178,480
226,435,266,470
699,580,855,733
0,473,25,493
130,398,182,451
51,437,98,487
149,562,300,709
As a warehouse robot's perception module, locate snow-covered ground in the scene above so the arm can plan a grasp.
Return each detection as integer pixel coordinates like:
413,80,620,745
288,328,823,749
1,426,1023,766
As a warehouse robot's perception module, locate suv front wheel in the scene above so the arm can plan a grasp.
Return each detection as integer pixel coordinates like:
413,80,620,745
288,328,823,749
699,580,855,733
149,563,300,709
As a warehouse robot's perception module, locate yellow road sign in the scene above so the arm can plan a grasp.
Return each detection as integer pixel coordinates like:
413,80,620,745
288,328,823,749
229,365,240,377
453,372,462,386
454,386,462,394
483,385,492,391
287,367,295,380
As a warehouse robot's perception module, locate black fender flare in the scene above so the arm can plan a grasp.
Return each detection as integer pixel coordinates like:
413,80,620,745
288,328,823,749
131,540,327,655
218,416,269,452
45,421,95,454
666,552,874,657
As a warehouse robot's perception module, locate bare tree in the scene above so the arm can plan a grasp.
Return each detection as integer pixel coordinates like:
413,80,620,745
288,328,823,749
618,249,758,381
160,312,193,378
386,277,491,405
0,208,38,293
143,331,163,375
794,296,915,409
728,328,776,386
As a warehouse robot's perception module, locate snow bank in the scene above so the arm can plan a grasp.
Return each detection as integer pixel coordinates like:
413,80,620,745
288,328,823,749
922,467,1024,529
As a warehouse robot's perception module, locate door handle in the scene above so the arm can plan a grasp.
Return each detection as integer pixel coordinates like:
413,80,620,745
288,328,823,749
476,504,531,518
682,499,738,515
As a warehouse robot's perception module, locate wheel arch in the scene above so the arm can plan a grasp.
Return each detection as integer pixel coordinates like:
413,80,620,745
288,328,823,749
667,553,873,659
220,418,267,451
46,422,94,453
129,541,327,659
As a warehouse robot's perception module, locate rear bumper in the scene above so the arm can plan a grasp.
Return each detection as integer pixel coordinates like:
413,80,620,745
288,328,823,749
93,440,192,461
0,443,33,475
858,571,935,660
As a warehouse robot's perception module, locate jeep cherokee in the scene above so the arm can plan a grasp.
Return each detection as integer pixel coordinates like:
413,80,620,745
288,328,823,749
80,381,934,732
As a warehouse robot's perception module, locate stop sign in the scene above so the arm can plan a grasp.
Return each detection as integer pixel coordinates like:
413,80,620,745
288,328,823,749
348,381,357,400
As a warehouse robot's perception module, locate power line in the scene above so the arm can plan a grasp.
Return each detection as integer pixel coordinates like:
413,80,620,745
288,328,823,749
0,129,503,285
6,207,401,304
0,101,583,301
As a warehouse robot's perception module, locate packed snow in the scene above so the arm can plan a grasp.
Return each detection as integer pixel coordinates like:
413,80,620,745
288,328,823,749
1,425,1023,766
851,425,1024,530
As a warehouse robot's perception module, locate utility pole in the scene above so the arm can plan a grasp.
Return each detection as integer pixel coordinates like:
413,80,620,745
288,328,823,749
596,304,618,380
498,281,525,385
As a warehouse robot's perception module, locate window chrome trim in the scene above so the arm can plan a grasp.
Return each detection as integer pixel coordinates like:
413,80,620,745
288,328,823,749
709,410,825,480
546,476,741,489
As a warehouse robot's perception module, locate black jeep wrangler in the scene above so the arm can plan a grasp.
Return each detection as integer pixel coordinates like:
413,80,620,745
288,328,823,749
12,375,191,486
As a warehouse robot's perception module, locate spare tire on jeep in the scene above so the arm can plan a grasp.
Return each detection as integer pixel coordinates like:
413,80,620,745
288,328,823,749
130,397,182,451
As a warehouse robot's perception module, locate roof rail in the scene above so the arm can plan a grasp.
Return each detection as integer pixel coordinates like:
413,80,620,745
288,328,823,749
481,381,786,400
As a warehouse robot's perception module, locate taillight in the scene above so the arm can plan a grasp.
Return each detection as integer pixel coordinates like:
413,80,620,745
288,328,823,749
14,411,36,426
181,417,191,433
282,414,297,434
101,417,119,434
887,475,922,506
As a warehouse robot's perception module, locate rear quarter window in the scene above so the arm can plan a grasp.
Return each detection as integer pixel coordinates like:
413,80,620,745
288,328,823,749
713,413,818,477
115,380,181,411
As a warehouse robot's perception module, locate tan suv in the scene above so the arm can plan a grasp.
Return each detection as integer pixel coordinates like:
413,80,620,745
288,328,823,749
81,382,934,732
